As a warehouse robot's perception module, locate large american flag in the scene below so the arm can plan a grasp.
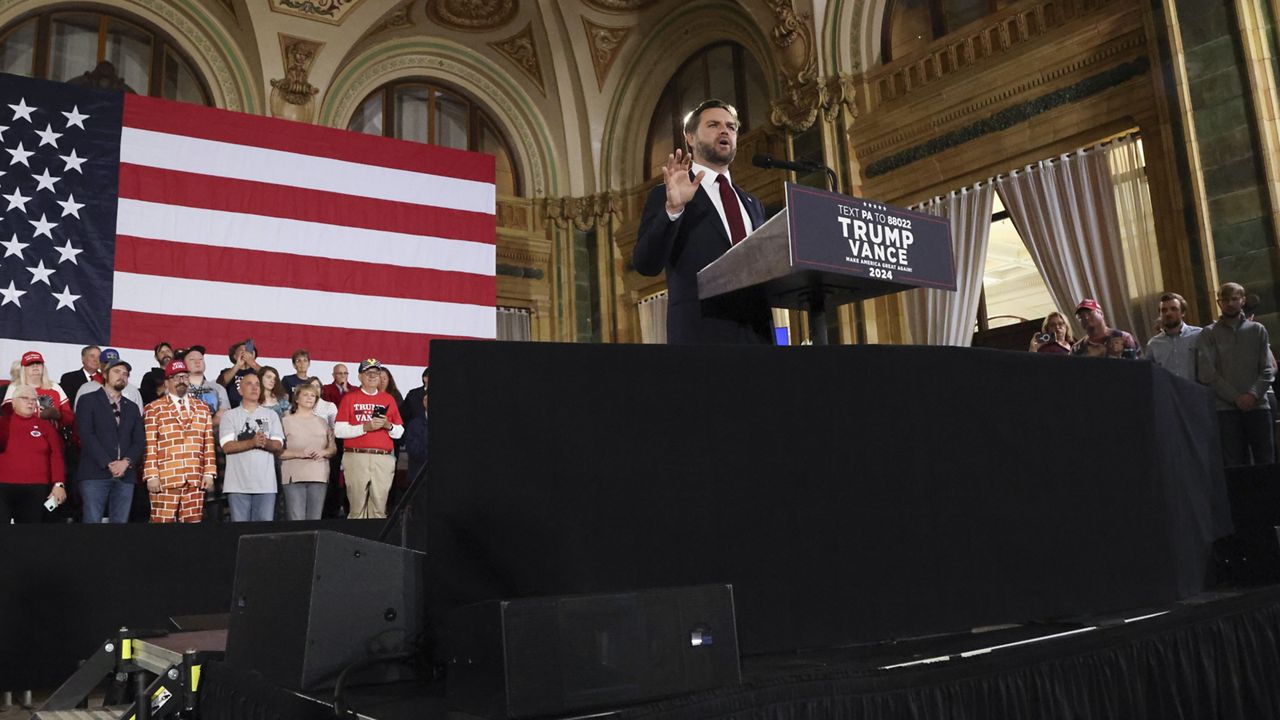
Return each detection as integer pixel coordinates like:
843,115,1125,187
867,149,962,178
0,72,495,388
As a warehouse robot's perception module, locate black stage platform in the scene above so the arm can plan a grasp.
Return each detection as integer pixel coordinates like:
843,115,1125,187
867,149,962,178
422,342,1230,653
2,342,1254,719
197,584,1280,719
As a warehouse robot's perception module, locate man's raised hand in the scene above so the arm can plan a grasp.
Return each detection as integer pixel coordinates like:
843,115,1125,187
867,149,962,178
663,148,704,215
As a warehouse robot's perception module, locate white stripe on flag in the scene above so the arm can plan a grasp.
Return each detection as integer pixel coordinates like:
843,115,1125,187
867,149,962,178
119,128,497,215
112,273,498,339
115,200,496,276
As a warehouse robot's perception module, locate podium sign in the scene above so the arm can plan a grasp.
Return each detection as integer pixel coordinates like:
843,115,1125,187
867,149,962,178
699,183,956,311
787,184,956,291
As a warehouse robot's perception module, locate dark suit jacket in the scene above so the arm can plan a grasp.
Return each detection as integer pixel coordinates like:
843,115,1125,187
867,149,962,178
633,175,773,344
400,386,427,425
75,389,144,483
59,369,91,404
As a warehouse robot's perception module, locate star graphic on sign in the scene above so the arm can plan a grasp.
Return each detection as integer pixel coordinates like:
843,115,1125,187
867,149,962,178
32,168,60,192
56,193,84,219
8,98,35,123
34,124,61,149
59,149,86,173
6,142,33,167
53,238,82,265
52,285,80,311
28,213,56,238
2,186,30,212
62,106,88,130
0,124,7,141
0,280,26,307
26,260,54,286
1,234,28,259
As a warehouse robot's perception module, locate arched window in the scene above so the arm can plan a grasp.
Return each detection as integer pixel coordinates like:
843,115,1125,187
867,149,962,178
0,9,209,104
643,42,770,181
882,0,1020,63
348,81,522,197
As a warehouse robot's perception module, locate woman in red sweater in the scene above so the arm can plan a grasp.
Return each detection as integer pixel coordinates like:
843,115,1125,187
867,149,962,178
0,385,66,523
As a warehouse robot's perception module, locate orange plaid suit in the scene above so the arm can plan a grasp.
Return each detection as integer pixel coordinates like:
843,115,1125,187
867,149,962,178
143,396,216,523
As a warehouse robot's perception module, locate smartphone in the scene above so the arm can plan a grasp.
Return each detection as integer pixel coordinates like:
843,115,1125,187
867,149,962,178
244,338,256,355
44,495,59,512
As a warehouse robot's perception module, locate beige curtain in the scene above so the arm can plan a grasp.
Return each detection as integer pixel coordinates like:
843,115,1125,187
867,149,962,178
1107,136,1163,338
903,182,995,346
637,291,668,344
497,306,532,341
996,145,1142,339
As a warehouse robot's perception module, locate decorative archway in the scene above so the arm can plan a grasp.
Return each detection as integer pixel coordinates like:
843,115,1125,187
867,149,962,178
599,0,780,190
0,0,259,112
320,38,558,198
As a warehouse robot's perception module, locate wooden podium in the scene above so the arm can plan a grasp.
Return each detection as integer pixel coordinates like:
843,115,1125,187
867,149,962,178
698,183,958,344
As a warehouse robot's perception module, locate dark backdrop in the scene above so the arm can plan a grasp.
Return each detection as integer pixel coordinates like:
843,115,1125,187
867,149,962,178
423,341,1229,655
0,519,383,688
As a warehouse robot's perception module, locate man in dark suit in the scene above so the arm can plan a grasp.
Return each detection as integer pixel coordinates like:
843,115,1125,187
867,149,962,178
76,357,145,523
59,344,101,401
633,98,772,344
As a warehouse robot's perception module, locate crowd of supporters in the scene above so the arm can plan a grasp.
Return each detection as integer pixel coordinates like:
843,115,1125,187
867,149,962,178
0,340,429,525
1030,282,1276,467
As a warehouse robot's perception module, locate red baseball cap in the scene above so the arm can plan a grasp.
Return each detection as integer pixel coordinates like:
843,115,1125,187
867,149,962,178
20,351,44,366
1075,299,1102,314
164,359,189,378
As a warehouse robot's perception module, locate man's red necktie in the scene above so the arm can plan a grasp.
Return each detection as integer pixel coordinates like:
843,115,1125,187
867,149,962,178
715,174,748,245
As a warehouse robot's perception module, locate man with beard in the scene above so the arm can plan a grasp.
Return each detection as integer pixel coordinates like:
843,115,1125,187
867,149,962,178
1071,299,1141,359
77,357,144,523
142,360,216,523
1145,292,1201,381
73,348,143,410
140,342,174,405
633,99,771,344
1199,282,1275,465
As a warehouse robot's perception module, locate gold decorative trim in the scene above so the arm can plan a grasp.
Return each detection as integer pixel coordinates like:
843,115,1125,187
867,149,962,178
583,0,656,11
488,22,544,94
544,192,621,231
270,35,322,121
582,17,630,90
426,0,516,32
765,0,822,132
858,31,1146,159
269,0,368,25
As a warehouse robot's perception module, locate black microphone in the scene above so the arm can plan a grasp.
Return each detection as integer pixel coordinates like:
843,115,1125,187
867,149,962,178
752,154,839,193
753,154,821,173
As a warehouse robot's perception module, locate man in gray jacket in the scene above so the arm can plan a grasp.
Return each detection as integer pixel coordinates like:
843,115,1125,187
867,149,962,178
1198,282,1275,466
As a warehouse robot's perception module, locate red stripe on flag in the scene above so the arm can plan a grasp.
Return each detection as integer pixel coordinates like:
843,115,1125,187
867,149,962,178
123,94,496,184
111,311,472,367
118,165,496,244
114,236,496,306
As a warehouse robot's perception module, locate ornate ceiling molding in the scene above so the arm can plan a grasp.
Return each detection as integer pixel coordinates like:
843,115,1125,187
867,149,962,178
270,0,368,25
426,0,517,32
489,22,544,94
582,0,658,11
582,17,630,90
358,1,416,43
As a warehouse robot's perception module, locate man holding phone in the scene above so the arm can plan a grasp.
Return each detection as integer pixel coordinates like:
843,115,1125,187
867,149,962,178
334,358,404,519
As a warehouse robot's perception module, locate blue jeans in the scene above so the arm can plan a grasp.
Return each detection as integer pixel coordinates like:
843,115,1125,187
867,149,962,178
1218,408,1275,466
80,478,135,524
227,493,276,522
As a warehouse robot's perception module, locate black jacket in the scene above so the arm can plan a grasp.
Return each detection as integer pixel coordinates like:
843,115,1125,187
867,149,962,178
75,388,144,483
633,176,772,345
